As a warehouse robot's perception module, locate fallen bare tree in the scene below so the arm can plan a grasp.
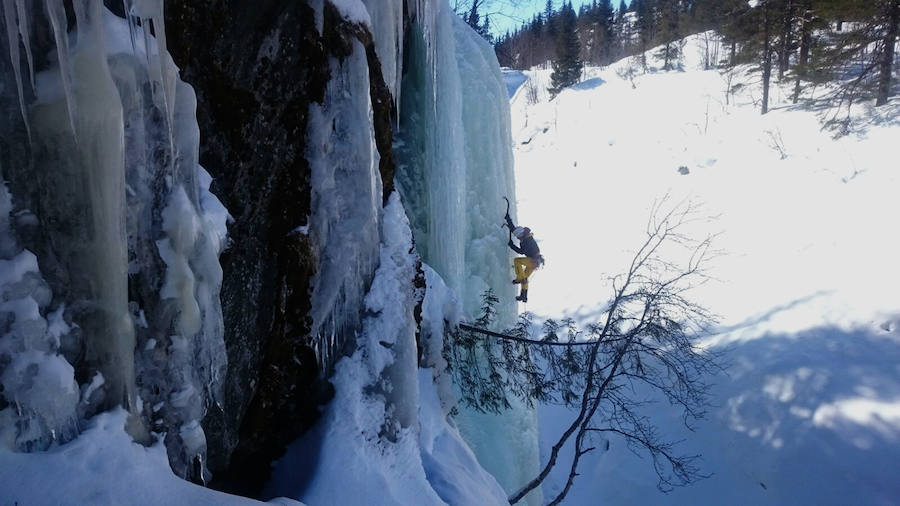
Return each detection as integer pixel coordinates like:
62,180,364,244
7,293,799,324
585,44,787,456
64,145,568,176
446,197,723,505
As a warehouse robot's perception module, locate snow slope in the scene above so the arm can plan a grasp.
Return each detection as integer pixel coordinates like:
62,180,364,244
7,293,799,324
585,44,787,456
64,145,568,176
511,33,900,505
0,409,301,506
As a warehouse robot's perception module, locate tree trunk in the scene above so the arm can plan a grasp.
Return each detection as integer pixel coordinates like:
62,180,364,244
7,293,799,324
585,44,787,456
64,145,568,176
779,0,794,80
876,0,900,106
762,0,773,114
792,0,812,103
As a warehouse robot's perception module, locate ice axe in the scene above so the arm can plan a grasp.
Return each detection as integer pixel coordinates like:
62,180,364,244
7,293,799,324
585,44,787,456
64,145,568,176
501,196,514,242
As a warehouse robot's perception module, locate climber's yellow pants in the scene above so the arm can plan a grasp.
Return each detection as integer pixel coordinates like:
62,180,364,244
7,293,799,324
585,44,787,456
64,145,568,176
514,257,537,290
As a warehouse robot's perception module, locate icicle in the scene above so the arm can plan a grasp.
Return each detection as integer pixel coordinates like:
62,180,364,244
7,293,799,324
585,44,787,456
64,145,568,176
2,0,30,140
409,0,440,116
153,4,179,183
150,8,173,120
121,0,137,54
140,15,152,68
151,12,178,182
14,0,34,90
43,0,77,141
132,0,176,182
147,15,176,183
361,0,404,117
71,0,87,46
132,1,175,126
394,0,403,120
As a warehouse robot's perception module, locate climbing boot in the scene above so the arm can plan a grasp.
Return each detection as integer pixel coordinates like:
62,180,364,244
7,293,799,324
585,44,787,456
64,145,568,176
515,289,528,303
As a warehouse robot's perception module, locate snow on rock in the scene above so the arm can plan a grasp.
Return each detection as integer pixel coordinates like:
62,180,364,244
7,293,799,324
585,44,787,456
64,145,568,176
0,409,303,506
158,185,204,338
306,27,382,372
330,0,372,26
0,182,78,451
264,194,509,506
417,369,510,505
419,264,462,413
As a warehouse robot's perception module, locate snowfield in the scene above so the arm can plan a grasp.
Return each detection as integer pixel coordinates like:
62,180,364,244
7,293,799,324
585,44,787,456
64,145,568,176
509,33,900,505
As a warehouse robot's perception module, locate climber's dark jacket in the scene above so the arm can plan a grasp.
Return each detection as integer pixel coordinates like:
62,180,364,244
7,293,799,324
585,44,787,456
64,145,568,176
510,234,540,259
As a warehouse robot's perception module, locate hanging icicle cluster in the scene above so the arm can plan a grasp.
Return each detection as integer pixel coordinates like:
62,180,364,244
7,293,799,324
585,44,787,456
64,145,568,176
0,0,228,483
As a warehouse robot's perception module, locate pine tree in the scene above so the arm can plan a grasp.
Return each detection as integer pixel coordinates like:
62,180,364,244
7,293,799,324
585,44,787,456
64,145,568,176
549,2,584,96
791,0,815,102
545,0,558,40
875,0,899,106
465,0,492,42
596,0,616,64
481,14,494,44
776,0,795,80
615,0,634,59
799,0,899,113
656,0,684,70
634,0,658,68
761,0,775,114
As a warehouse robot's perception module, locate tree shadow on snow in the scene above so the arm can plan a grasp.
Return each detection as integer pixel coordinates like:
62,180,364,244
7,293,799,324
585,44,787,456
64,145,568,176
710,291,831,337
542,295,900,504
571,77,606,91
702,318,900,504
773,96,900,138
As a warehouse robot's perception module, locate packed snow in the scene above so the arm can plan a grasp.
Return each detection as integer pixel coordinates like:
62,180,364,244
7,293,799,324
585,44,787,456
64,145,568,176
0,408,302,506
509,33,900,505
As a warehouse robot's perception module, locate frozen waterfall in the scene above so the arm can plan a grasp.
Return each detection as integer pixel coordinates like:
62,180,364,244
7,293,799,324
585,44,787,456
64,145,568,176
394,4,541,504
280,0,542,502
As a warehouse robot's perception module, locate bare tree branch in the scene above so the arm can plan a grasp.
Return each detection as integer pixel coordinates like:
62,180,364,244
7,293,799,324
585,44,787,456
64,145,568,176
440,197,724,505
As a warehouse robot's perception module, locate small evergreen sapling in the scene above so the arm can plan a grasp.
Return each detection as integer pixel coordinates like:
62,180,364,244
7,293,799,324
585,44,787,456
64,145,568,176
446,197,724,505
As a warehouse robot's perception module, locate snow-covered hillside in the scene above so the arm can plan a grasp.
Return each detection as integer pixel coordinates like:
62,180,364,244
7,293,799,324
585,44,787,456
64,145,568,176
509,33,900,505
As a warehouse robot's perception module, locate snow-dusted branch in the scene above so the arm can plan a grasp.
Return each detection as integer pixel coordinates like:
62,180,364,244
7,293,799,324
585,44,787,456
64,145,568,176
448,197,721,505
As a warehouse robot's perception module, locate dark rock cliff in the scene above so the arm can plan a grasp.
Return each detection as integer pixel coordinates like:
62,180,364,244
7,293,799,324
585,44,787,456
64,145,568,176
164,0,398,495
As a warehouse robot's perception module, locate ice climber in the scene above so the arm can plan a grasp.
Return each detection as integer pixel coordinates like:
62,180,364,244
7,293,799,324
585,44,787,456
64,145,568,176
506,222,543,303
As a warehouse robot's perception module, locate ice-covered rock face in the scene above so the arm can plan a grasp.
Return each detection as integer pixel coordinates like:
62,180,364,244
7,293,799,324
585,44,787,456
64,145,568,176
1,0,400,494
164,0,400,495
2,0,536,501
1,0,227,484
0,183,79,452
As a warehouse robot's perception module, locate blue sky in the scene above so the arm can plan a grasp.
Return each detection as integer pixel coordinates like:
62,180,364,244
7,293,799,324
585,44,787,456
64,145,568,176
479,0,632,38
